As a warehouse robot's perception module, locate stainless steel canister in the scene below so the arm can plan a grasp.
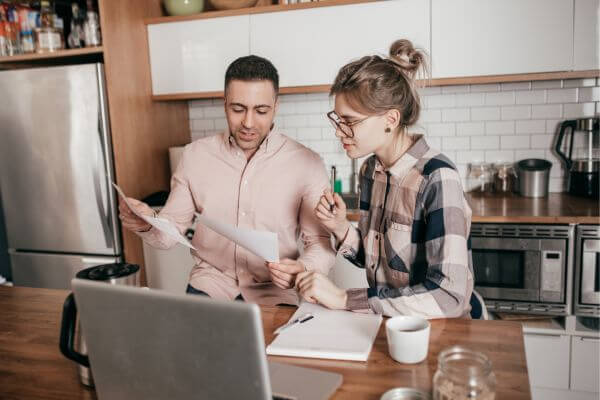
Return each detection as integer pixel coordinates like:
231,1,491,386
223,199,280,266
517,159,552,198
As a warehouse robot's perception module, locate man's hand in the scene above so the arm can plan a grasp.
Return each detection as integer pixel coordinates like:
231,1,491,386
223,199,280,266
266,258,306,289
295,271,347,310
118,198,154,232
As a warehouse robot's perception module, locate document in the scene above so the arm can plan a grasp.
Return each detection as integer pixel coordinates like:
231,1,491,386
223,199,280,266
194,213,279,262
112,183,196,250
266,302,382,362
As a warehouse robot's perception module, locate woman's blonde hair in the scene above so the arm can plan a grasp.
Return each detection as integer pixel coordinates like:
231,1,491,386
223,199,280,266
330,39,428,131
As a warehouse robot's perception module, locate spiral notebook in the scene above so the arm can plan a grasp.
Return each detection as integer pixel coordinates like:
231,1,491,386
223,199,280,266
266,302,382,362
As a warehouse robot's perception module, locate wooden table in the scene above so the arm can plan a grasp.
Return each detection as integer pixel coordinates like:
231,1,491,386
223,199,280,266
0,286,531,399
348,192,600,224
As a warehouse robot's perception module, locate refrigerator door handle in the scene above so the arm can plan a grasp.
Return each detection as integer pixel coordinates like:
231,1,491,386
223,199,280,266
92,120,113,249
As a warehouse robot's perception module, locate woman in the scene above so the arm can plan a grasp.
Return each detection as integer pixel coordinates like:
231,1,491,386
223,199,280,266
295,39,474,318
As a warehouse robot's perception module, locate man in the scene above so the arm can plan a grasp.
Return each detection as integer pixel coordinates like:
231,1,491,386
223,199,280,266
119,55,335,305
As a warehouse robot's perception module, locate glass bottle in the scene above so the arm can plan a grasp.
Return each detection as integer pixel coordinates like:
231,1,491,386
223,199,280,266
83,0,101,47
34,0,64,52
67,2,84,48
493,162,517,193
433,346,496,400
467,162,494,193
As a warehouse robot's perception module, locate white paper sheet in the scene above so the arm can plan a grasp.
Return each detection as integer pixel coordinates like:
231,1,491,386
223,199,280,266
194,213,279,262
266,302,382,362
112,183,196,250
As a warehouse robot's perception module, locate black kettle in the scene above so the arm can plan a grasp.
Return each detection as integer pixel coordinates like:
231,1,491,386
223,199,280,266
555,118,599,198
59,263,140,387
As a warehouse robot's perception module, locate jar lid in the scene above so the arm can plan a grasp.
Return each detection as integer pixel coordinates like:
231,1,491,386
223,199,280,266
76,263,139,281
380,388,431,400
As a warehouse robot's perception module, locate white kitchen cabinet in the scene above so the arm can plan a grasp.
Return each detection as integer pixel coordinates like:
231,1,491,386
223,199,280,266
431,0,574,78
249,0,430,88
570,335,600,393
574,0,600,71
147,15,250,95
523,333,571,390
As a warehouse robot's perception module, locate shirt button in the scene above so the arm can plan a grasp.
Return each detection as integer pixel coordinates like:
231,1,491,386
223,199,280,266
241,212,246,217
375,234,379,240
243,179,248,185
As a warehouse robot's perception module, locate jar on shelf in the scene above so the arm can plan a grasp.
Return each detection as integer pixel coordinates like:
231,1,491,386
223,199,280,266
467,162,494,193
433,346,496,400
493,162,517,193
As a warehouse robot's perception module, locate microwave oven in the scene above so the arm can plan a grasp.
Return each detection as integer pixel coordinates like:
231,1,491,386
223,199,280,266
471,224,574,316
574,225,600,317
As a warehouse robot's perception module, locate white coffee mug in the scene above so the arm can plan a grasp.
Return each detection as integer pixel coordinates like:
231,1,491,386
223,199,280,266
385,316,430,364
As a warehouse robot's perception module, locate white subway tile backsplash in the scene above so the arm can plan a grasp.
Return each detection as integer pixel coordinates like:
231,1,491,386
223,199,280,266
547,88,578,104
501,105,531,120
564,102,596,118
470,83,500,93
486,121,515,136
472,107,501,121
456,122,485,136
187,78,598,193
516,120,546,134
442,137,470,150
485,92,515,106
442,108,470,122
549,178,567,193
501,135,530,149
515,90,546,105
472,136,500,150
501,82,531,91
485,150,515,163
532,104,562,119
579,87,600,102
455,93,485,107
532,80,562,89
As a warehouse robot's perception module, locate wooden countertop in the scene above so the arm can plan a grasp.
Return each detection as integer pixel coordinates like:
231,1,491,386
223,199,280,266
0,286,531,399
347,192,600,224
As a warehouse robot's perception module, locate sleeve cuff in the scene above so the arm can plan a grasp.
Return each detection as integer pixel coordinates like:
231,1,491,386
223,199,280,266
345,288,370,311
337,225,361,257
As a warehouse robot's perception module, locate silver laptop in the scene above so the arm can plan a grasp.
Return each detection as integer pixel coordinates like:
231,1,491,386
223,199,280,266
71,279,342,400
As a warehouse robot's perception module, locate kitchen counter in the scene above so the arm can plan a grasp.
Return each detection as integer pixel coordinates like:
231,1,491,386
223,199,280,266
0,286,531,399
347,192,600,224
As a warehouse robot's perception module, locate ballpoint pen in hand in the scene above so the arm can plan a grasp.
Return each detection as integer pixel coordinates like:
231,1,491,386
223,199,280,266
274,313,314,335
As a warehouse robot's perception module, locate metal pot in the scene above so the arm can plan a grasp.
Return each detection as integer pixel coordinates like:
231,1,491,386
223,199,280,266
59,263,140,387
517,159,552,198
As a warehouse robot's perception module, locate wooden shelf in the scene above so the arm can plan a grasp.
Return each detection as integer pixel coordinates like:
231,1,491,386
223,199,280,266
151,70,600,101
0,46,103,64
144,0,377,25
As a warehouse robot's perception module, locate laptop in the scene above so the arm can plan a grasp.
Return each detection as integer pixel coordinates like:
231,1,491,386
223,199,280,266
71,279,342,400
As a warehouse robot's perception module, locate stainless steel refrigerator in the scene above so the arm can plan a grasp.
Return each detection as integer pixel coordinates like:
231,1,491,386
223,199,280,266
0,63,121,289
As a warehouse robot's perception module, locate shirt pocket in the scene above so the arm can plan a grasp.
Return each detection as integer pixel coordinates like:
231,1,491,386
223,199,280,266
383,220,412,287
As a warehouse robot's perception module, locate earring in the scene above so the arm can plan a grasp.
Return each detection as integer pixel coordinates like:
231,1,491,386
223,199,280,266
385,127,391,133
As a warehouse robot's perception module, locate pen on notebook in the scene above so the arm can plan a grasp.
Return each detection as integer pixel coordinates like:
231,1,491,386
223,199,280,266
274,313,314,335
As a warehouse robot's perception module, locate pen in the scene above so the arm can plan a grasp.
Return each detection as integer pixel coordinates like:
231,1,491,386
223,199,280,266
274,313,314,335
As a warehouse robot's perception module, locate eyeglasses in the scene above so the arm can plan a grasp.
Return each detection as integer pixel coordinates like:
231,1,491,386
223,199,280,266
326,111,371,138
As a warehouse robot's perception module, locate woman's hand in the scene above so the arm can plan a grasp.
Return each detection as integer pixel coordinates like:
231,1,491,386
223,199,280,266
314,189,350,241
295,271,347,310
118,198,154,232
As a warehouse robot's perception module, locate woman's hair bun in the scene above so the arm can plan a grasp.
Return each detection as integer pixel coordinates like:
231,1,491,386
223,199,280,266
389,39,425,78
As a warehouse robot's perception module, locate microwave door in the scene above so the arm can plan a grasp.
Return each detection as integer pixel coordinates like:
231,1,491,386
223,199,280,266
581,239,600,305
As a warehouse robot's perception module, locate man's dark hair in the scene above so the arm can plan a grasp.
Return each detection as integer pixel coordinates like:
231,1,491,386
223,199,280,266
224,55,279,95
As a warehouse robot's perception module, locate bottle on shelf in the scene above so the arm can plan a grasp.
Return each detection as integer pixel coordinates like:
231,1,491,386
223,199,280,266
1,2,21,56
67,2,84,48
83,0,101,47
34,0,64,53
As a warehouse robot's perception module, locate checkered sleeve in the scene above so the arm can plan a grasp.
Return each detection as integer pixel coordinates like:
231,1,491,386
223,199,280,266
364,168,473,318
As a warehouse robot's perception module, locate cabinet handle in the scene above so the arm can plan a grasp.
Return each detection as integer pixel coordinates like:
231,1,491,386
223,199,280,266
525,333,563,339
579,337,600,342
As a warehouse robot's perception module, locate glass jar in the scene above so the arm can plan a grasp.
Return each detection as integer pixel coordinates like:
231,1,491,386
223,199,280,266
493,162,517,193
467,162,494,193
433,346,496,400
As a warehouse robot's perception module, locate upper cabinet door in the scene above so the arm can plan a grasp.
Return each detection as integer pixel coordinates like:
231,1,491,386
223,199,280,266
147,15,250,95
574,0,600,70
431,0,574,78
250,0,430,88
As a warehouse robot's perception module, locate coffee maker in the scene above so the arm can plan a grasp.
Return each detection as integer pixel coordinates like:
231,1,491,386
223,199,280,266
555,117,599,198
59,263,140,387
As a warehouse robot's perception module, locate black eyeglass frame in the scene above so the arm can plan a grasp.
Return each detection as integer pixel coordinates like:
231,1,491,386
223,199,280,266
326,110,372,138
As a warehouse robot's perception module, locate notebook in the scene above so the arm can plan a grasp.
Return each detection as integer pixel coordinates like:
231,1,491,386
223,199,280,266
266,303,382,362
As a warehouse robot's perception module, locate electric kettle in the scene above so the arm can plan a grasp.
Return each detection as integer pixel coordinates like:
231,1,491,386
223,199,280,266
59,263,140,387
555,117,599,198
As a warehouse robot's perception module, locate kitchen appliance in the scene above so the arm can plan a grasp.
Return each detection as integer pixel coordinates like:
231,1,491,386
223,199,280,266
574,225,600,317
0,63,122,289
555,117,600,198
471,224,574,315
516,158,552,198
59,263,140,387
